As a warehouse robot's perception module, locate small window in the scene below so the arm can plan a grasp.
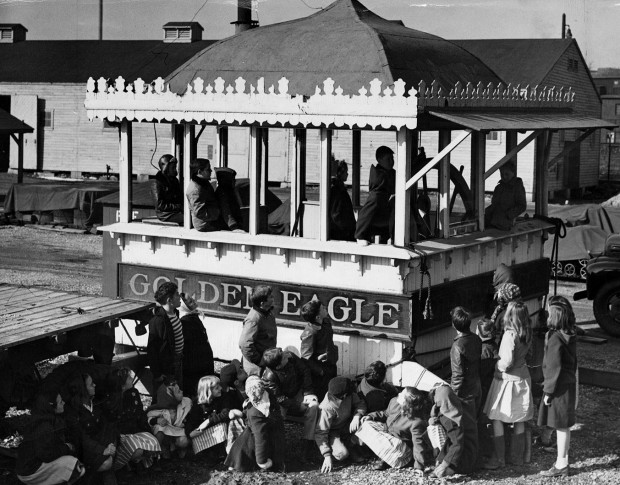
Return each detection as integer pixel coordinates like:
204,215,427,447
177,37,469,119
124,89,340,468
486,131,500,142
0,30,11,40
614,80,620,86
567,58,578,72
559,130,565,144
207,144,214,160
615,104,620,116
600,86,607,95
42,110,54,129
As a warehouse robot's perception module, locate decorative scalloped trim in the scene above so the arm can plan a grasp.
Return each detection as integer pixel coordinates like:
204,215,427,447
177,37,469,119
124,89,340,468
85,76,418,130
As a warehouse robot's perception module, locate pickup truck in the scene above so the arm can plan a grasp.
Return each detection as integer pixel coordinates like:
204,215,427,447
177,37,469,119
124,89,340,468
575,234,620,337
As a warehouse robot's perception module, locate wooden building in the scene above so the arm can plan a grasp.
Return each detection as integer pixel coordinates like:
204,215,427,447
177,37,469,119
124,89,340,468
454,38,602,198
591,68,620,181
0,23,217,176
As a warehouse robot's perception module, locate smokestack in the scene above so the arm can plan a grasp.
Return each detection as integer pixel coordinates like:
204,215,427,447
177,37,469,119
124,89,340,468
232,0,256,34
561,13,565,39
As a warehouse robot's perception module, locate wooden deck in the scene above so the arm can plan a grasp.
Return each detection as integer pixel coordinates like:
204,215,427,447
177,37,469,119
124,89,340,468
0,284,153,351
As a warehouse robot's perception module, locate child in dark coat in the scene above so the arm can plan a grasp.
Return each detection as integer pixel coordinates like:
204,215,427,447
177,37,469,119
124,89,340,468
299,299,338,401
449,307,481,474
538,297,577,477
224,376,286,472
179,294,214,398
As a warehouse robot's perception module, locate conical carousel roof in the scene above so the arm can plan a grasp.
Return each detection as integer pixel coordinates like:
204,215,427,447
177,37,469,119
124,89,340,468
166,0,503,96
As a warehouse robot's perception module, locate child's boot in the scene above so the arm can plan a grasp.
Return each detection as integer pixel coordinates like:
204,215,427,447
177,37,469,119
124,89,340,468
483,436,506,469
510,432,525,465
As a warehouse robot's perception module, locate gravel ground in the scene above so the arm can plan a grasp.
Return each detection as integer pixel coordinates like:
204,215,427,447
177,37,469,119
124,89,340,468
0,224,619,484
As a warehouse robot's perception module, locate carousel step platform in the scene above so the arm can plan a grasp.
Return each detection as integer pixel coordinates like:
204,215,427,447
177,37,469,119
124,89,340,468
579,367,620,391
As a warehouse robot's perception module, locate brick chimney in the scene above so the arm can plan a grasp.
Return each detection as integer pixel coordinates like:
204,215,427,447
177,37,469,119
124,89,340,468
0,24,27,43
162,22,203,43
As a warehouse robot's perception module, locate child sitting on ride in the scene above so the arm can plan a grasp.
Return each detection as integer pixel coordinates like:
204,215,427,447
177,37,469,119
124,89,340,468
299,298,338,401
356,387,430,472
224,376,286,472
184,376,244,461
146,376,191,459
218,359,248,410
15,392,85,485
483,301,534,469
357,360,398,413
315,376,367,473
103,368,161,472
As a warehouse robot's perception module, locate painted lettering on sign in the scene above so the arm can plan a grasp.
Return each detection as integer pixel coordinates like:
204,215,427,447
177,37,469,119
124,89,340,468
120,264,411,338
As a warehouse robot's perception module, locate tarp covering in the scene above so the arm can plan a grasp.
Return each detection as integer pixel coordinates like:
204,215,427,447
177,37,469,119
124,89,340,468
427,111,616,132
544,204,620,260
166,0,503,96
4,181,116,213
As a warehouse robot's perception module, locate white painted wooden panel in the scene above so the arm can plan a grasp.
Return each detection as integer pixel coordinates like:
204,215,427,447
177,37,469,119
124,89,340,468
9,94,37,170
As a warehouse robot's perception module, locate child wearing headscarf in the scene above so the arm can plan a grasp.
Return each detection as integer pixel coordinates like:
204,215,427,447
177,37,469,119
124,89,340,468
224,376,285,472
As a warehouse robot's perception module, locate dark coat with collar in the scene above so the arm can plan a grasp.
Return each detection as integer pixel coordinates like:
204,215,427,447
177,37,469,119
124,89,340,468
450,331,482,401
355,164,396,241
147,306,178,381
485,176,527,230
261,352,313,412
239,307,277,367
152,171,183,222
186,175,225,232
329,177,356,241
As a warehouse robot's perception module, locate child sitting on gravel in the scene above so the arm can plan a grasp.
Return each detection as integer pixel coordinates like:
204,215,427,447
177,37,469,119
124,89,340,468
146,377,191,459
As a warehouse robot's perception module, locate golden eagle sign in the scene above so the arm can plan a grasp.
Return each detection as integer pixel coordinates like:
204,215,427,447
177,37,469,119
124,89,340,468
119,264,412,340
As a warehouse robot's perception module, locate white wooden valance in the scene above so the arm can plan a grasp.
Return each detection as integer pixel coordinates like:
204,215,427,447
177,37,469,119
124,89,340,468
85,76,418,130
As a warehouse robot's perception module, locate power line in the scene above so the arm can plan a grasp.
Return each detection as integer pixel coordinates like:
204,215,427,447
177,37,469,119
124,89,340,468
298,0,323,10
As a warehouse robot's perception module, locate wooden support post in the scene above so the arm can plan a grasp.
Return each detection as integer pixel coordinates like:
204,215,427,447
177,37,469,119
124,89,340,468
216,126,229,168
174,124,183,172
249,126,262,235
17,133,24,184
319,128,332,241
534,131,549,217
260,128,268,207
506,130,518,174
352,130,361,207
394,127,413,246
119,120,133,223
183,124,194,229
470,131,486,231
291,129,307,236
438,130,451,238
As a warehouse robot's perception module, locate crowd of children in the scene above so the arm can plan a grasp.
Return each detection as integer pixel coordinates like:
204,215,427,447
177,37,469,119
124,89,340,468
14,270,579,484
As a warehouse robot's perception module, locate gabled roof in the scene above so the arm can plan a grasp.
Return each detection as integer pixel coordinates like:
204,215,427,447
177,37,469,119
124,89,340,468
0,108,33,134
0,40,215,83
453,39,572,87
166,0,503,96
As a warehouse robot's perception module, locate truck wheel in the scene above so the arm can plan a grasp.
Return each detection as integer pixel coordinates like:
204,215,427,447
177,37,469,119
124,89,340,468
593,280,620,337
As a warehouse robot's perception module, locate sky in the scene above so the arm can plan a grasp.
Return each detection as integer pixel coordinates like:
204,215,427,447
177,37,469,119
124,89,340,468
0,0,617,69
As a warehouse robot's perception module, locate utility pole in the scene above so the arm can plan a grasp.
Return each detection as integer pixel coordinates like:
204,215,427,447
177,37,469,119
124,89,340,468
99,0,103,40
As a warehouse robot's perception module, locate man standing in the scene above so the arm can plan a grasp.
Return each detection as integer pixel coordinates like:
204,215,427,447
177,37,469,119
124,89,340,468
147,281,184,388
354,146,396,245
238,285,277,375
152,154,184,225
